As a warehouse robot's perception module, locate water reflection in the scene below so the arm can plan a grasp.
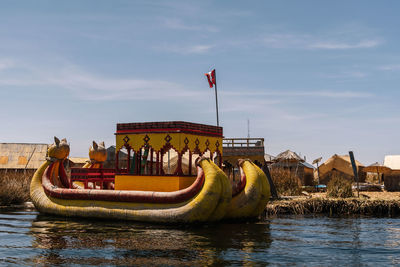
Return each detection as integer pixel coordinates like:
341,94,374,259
2,210,400,266
29,215,271,266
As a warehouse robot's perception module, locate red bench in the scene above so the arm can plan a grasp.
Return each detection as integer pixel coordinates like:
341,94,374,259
70,168,115,189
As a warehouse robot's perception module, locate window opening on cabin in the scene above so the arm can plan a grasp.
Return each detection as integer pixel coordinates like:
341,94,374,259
118,147,129,171
162,148,178,175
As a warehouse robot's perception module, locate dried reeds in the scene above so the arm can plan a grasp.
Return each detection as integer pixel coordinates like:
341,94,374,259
327,174,353,198
266,197,400,217
270,168,302,196
0,170,32,205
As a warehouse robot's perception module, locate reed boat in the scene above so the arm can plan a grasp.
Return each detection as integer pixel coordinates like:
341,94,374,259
30,121,270,222
224,159,270,219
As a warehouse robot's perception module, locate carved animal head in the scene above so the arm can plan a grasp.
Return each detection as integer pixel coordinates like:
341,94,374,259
48,137,70,160
89,141,107,163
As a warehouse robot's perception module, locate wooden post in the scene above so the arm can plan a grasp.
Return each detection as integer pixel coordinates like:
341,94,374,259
188,151,192,175
160,151,165,175
138,149,142,174
156,151,160,175
262,164,278,199
150,148,153,175
349,151,359,198
127,148,131,174
177,152,183,175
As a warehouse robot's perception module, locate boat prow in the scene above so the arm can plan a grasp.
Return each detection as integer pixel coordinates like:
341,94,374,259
224,159,270,219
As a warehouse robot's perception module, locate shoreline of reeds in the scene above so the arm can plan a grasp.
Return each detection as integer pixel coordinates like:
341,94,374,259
0,171,32,206
265,197,400,217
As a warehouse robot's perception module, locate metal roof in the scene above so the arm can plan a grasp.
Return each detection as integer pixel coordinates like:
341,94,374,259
0,143,48,169
275,150,304,162
384,155,400,170
300,161,315,169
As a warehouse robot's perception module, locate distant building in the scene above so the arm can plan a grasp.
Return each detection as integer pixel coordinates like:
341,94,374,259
67,157,88,168
104,145,130,169
384,155,400,191
264,153,275,164
318,154,366,185
0,143,48,171
270,150,315,186
222,138,265,167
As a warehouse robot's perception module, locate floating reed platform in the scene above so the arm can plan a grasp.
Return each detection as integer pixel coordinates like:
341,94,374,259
265,197,400,217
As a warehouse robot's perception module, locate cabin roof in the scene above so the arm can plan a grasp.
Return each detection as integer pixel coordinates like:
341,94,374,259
116,121,223,137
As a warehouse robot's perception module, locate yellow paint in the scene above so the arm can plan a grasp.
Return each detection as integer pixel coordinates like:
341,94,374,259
17,156,28,165
224,160,271,219
115,175,196,192
0,156,8,164
116,132,222,155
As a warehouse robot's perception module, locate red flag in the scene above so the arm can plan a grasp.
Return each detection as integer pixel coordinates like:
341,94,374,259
205,69,216,88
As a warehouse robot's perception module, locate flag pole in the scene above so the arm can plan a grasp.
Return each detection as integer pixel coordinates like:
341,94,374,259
214,69,219,126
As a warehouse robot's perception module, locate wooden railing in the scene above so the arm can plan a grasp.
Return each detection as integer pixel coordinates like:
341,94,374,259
70,168,115,189
223,138,264,148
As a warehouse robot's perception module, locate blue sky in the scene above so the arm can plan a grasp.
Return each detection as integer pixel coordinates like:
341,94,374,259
1,1,399,164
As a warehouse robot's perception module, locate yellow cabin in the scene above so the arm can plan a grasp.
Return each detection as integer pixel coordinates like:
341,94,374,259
114,121,223,192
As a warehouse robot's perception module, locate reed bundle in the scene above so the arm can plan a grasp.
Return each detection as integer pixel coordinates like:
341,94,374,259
0,171,32,205
266,197,400,217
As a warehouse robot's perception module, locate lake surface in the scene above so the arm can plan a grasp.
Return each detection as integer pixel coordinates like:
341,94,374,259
1,208,400,266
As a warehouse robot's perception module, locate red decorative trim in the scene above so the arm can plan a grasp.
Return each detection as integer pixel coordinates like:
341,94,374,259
116,128,222,137
117,121,222,135
232,167,247,197
59,160,71,188
42,163,205,204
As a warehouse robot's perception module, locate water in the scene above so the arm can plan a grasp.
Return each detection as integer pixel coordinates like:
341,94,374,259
1,209,400,266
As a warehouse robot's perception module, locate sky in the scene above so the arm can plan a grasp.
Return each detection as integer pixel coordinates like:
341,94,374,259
0,1,400,165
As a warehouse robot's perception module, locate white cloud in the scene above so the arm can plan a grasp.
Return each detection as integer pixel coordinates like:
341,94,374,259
0,61,201,101
309,39,381,49
163,18,219,33
322,71,367,79
222,90,372,99
378,64,400,71
262,34,382,50
156,44,214,54
185,45,214,54
0,59,14,71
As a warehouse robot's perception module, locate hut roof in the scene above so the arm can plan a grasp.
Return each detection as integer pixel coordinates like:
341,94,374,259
384,155,400,170
264,153,276,162
275,150,303,162
69,157,88,164
318,154,364,177
300,161,315,169
0,143,48,169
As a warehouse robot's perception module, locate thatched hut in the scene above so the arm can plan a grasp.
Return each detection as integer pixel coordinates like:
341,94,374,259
318,154,365,185
0,143,48,172
383,155,400,191
270,150,315,186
